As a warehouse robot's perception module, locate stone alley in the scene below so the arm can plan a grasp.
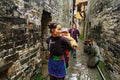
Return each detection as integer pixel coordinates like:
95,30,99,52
0,0,120,80
65,40,102,80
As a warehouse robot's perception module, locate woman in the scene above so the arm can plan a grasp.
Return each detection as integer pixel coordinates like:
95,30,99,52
69,24,80,42
69,24,80,58
46,23,72,80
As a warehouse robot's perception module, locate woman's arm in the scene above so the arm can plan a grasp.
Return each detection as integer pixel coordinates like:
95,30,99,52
61,36,73,50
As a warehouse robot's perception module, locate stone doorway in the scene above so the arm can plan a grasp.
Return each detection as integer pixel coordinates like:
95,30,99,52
41,10,52,60
41,10,52,50
40,10,52,79
41,10,52,40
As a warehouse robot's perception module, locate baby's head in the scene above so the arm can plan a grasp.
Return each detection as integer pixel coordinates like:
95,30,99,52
61,28,69,36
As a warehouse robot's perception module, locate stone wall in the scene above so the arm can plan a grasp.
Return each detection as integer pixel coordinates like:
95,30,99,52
38,0,73,27
0,0,73,79
87,0,120,79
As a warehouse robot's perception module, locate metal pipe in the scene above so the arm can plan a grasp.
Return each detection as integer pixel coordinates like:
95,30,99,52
97,65,106,80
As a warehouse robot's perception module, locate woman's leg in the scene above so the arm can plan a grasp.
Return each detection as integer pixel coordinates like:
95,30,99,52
50,75,57,80
57,77,65,80
66,57,69,68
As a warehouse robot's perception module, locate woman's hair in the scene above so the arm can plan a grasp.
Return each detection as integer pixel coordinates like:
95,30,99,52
72,23,77,28
48,23,60,33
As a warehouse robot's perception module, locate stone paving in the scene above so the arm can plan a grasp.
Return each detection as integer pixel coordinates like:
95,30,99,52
65,40,102,80
41,39,102,80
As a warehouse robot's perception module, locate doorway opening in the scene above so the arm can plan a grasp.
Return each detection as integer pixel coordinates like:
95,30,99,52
41,10,52,57
41,10,52,41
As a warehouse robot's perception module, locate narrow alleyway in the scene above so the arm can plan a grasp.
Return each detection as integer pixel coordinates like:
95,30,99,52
65,39,102,80
41,39,102,80
0,0,120,80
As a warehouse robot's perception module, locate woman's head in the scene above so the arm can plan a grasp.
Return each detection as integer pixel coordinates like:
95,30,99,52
48,23,62,37
72,23,77,29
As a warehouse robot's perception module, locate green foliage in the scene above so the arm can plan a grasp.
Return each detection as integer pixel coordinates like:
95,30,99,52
98,61,111,80
36,74,42,80
96,74,102,80
80,33,84,40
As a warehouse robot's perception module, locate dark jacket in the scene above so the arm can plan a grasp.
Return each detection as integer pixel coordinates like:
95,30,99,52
69,29,80,42
46,36,72,56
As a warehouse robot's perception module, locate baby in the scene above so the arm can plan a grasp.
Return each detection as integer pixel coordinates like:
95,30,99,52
61,28,78,49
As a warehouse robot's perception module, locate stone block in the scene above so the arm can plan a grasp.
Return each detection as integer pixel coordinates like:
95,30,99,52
107,57,114,64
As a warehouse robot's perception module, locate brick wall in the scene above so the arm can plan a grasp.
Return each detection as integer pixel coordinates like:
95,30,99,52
0,0,73,79
86,0,120,79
